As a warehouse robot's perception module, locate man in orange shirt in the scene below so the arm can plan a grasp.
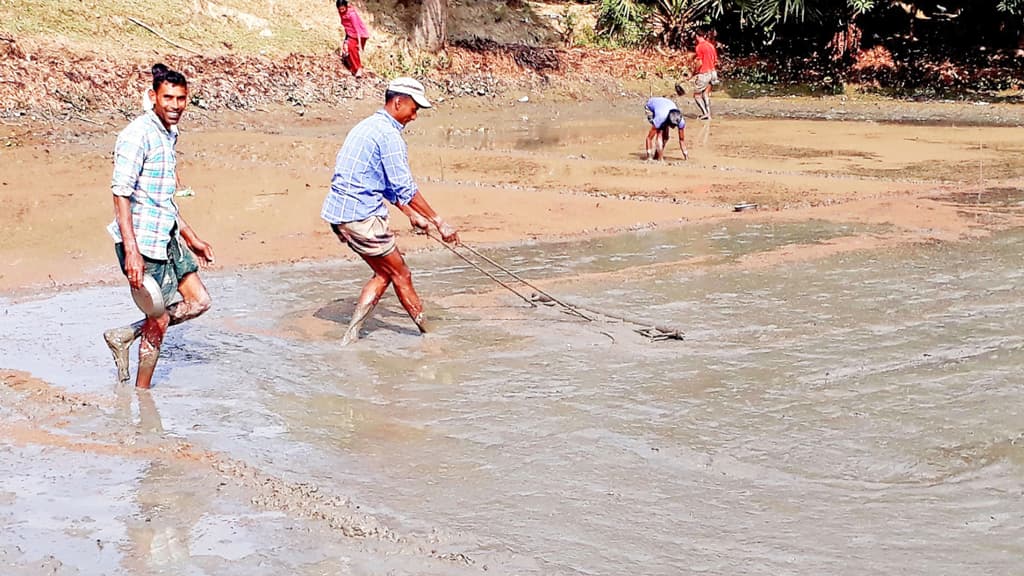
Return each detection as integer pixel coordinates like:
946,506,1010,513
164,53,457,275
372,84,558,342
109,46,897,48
692,30,719,120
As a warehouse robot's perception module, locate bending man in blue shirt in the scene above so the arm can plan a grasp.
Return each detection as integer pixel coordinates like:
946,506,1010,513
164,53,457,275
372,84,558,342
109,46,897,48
644,95,688,161
321,77,459,345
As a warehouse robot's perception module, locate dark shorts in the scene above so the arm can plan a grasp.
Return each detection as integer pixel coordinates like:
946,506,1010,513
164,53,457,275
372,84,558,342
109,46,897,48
330,216,397,258
115,234,199,305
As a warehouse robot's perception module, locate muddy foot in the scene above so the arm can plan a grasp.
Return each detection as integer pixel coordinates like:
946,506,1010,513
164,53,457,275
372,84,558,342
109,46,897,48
103,327,135,384
339,329,360,347
413,313,433,334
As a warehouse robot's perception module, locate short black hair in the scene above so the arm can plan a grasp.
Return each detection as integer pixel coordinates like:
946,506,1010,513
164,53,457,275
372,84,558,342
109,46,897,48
151,62,187,91
385,89,405,105
336,0,348,7
667,109,682,128
151,63,168,91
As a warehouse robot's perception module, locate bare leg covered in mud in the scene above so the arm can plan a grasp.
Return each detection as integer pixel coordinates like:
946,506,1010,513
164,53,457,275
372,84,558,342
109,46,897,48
136,313,169,389
694,86,712,120
341,248,429,346
104,273,212,386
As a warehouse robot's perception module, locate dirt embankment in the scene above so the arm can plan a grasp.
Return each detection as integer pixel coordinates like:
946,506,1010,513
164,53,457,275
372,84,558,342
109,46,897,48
3,0,1022,124
0,0,676,120
0,33,690,121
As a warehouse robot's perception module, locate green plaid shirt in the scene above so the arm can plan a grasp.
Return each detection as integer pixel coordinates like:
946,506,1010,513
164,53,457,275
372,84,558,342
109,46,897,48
106,112,180,260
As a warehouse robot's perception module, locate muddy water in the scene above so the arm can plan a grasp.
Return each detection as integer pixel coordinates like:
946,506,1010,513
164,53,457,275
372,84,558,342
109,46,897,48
2,219,1023,574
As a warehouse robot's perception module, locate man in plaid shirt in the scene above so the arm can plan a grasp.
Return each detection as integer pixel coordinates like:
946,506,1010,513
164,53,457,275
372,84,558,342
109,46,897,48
322,77,459,345
103,64,215,389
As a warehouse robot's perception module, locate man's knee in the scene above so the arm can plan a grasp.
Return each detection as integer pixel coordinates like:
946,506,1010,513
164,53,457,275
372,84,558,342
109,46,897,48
181,288,212,317
195,293,213,316
391,266,413,286
142,313,171,340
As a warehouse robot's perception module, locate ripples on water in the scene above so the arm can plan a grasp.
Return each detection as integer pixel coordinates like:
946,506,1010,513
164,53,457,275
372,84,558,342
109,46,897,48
1,222,1022,575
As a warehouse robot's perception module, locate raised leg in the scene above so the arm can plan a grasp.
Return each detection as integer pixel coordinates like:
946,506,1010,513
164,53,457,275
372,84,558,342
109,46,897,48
103,272,211,385
104,320,145,384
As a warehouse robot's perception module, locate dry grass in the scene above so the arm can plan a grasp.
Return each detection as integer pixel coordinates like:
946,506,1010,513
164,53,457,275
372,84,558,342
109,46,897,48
0,0,691,117
0,0,338,55
0,0,569,58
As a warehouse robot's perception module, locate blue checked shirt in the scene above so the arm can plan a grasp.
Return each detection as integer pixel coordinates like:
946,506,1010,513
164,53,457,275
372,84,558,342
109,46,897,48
106,111,180,261
321,109,418,224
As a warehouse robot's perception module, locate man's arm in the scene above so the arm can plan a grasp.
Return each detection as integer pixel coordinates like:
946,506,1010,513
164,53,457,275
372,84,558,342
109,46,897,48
112,130,147,289
380,134,458,243
397,202,430,231
113,196,144,290
678,127,688,160
177,215,215,265
405,191,459,244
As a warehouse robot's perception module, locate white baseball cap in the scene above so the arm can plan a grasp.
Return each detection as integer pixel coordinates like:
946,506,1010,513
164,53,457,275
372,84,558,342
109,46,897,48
387,77,432,109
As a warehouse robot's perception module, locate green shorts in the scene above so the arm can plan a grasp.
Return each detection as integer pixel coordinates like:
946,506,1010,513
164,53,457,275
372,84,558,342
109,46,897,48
115,234,199,306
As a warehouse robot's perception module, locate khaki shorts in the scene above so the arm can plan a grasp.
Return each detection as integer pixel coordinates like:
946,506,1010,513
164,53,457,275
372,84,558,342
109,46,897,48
694,70,720,92
115,233,199,306
331,215,396,258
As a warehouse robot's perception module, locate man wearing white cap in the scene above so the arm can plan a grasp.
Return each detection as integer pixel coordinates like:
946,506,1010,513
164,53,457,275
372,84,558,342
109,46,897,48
321,77,459,345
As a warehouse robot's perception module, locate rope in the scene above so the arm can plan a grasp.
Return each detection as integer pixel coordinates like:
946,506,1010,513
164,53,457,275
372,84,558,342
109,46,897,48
456,241,593,321
424,233,537,307
426,233,684,341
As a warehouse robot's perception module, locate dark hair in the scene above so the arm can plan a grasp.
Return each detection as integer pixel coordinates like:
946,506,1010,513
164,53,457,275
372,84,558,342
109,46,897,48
667,109,682,128
151,63,169,91
151,62,187,91
384,89,404,105
336,0,348,7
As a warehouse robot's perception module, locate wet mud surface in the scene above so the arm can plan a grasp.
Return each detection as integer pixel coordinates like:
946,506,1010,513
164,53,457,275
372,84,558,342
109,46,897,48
3,219,1024,574
2,95,1023,293
2,95,1024,574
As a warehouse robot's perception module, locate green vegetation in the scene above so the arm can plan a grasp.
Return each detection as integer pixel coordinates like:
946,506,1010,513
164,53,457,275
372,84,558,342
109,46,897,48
583,0,1023,97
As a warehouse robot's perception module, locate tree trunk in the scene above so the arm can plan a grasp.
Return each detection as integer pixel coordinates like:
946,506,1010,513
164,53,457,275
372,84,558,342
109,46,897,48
413,0,447,52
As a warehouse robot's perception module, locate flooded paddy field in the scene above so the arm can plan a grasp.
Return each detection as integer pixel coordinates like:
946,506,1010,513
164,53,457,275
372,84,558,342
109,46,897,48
2,94,1024,574
2,218,1023,575
4,95,1024,292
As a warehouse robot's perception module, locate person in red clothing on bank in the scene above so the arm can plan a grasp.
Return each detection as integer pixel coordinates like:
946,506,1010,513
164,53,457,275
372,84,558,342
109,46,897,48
692,29,719,120
337,0,370,78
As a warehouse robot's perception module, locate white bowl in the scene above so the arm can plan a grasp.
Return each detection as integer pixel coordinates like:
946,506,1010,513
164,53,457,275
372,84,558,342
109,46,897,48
131,274,166,318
